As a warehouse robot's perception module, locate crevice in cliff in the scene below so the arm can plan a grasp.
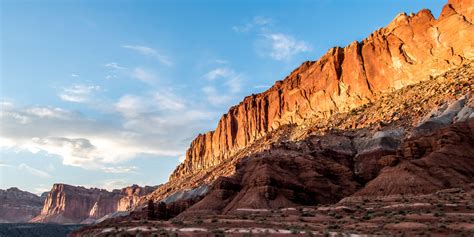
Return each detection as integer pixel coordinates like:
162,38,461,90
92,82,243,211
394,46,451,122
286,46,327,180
399,44,415,64
335,47,345,82
356,42,374,95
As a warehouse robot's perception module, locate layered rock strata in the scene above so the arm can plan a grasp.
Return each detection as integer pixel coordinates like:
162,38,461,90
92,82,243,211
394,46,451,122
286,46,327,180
30,184,155,224
0,187,44,223
171,0,474,182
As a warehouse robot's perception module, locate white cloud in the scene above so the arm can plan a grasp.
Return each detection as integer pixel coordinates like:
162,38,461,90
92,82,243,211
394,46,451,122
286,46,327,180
122,45,173,66
101,166,137,174
233,16,271,33
115,95,148,118
154,91,185,111
0,162,12,168
225,75,243,93
260,33,312,60
131,67,156,83
204,67,234,81
202,67,244,105
214,59,229,65
114,91,185,118
70,74,80,78
33,186,51,195
0,96,215,169
105,75,117,80
18,163,51,178
58,84,100,103
90,179,149,191
234,16,312,61
104,62,127,70
202,86,233,106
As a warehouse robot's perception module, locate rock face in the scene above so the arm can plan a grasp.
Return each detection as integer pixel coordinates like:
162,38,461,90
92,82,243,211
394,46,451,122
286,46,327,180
171,0,474,182
354,117,474,197
157,61,474,218
30,184,155,224
0,188,44,223
177,90,474,218
180,135,361,217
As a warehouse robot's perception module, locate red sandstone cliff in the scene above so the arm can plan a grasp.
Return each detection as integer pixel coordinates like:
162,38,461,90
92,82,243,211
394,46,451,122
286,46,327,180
170,0,474,182
30,184,155,224
0,188,44,223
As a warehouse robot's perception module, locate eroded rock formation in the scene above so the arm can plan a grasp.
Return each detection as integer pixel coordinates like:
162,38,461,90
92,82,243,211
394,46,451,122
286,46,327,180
30,184,155,224
0,187,44,223
171,0,474,182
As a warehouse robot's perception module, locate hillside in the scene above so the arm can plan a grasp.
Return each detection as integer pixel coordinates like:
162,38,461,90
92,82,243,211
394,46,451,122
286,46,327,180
145,0,473,203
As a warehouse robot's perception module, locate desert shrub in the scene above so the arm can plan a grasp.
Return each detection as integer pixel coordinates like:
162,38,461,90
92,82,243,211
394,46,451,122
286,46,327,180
327,224,340,229
212,229,225,237
170,219,183,225
301,212,314,217
194,219,203,224
434,211,445,217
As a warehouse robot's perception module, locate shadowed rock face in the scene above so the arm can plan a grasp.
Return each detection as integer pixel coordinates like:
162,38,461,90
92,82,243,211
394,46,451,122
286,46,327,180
30,184,156,224
0,188,44,223
170,0,474,183
148,61,473,219
353,117,474,197
143,0,473,207
178,116,474,218
180,136,361,217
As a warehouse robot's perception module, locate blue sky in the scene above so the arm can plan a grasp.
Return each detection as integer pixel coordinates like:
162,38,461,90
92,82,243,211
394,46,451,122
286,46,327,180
0,0,445,194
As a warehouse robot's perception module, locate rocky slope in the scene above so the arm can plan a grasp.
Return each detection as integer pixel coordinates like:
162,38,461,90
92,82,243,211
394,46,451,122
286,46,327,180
174,59,474,216
74,60,474,237
71,1,473,235
30,184,155,224
144,0,473,205
0,188,44,223
170,0,473,183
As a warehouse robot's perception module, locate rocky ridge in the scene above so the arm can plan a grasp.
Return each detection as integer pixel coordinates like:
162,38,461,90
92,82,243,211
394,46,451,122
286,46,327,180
0,187,45,223
145,0,473,205
30,184,155,224
70,1,474,235
169,0,473,184
74,60,474,236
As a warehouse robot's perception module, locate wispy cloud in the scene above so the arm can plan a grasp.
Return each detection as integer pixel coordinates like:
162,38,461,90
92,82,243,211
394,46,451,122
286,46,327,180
131,67,156,83
234,16,312,61
259,33,312,60
233,16,272,33
204,67,235,81
105,75,117,80
104,62,127,70
0,162,12,168
19,163,51,178
101,166,137,174
202,66,244,105
70,74,80,78
58,84,100,103
202,86,233,106
0,94,215,169
122,45,173,66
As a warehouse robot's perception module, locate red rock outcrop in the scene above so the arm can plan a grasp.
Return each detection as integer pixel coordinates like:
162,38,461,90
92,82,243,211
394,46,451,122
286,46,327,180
0,187,44,223
170,0,474,182
156,61,473,219
30,184,155,224
353,117,474,197
179,135,361,217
